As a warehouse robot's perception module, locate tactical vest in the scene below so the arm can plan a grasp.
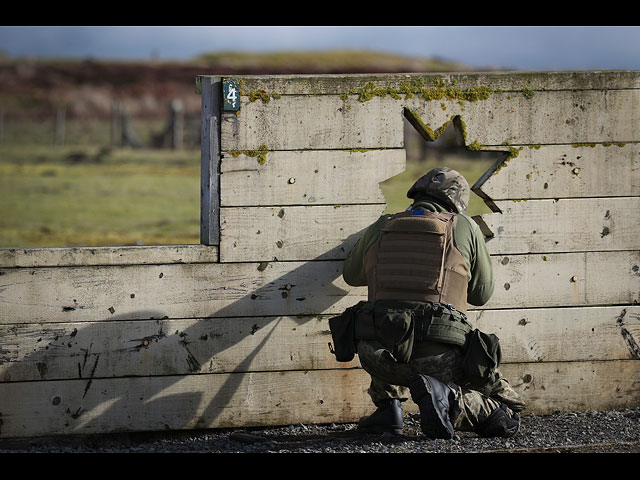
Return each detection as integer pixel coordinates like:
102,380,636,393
364,210,470,314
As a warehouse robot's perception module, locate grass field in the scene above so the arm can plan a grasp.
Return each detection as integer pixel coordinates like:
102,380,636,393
0,145,496,249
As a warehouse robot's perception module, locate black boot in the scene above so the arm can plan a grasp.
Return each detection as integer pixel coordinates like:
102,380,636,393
408,374,455,439
476,403,520,438
357,399,403,435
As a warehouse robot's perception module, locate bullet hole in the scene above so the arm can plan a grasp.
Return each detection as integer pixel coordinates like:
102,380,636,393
130,293,135,298
504,283,511,290
159,272,164,278
518,318,529,326
600,226,610,237
604,209,611,219
288,178,296,184
251,294,259,300
108,306,115,314
571,276,578,283
257,262,269,272
276,240,284,249
278,209,285,218
501,257,510,265
543,182,548,189
52,396,61,406
62,306,76,312
70,328,77,337
282,291,289,298
523,374,532,383
250,324,260,335
200,334,208,341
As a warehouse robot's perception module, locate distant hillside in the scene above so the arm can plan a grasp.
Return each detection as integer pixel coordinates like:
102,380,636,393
0,50,485,118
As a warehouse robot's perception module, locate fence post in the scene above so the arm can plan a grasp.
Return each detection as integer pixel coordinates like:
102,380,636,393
55,107,66,146
170,99,184,150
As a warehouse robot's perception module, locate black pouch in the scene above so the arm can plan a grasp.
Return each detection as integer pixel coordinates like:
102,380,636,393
373,303,415,363
462,329,502,391
328,303,363,362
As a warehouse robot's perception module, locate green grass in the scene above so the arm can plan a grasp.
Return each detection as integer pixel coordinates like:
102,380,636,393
0,145,496,249
0,145,201,247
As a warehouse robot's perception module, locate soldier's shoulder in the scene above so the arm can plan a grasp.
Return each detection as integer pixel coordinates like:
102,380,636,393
455,213,483,238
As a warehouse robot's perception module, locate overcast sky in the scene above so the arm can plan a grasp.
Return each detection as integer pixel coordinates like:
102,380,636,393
1,25,638,71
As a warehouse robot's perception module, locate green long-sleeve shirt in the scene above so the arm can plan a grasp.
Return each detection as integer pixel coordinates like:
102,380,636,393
342,198,494,306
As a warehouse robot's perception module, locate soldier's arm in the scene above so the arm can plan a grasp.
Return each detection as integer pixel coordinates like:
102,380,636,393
455,214,495,306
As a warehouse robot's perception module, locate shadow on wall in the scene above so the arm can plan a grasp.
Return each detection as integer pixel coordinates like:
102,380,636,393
1,232,366,436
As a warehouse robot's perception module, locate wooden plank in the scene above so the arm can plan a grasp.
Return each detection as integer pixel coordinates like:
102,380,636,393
200,76,221,246
482,251,640,310
0,315,358,382
197,71,640,97
1,359,637,438
220,149,406,207
2,306,637,384
475,197,640,255
499,360,640,416
404,89,639,146
221,94,405,151
0,261,366,325
0,245,219,268
1,252,636,324
468,306,640,364
473,144,640,200
0,369,373,438
220,205,386,262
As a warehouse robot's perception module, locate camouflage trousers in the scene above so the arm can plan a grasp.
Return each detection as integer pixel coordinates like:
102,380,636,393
357,339,525,432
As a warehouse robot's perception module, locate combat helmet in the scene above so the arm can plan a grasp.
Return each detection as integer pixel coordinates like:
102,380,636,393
407,167,470,213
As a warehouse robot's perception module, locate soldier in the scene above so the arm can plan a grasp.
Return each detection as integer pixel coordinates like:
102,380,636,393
333,167,525,439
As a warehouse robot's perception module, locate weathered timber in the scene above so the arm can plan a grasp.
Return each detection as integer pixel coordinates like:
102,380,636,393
498,360,640,416
473,144,640,200
484,251,640,310
0,359,638,438
0,244,219,268
198,71,640,96
220,149,406,207
0,368,373,438
0,261,365,324
200,76,221,246
403,89,638,147
221,95,404,151
219,204,386,262
1,306,637,383
476,197,640,255
470,305,640,364
0,252,637,324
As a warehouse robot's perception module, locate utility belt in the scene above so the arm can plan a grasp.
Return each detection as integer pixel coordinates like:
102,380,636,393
328,300,502,389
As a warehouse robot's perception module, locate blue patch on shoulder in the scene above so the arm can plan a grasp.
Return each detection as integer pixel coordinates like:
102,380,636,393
411,210,425,215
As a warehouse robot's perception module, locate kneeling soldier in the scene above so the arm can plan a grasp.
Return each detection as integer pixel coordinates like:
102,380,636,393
331,167,525,439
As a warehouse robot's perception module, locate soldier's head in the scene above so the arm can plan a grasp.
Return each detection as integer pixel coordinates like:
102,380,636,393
407,167,470,213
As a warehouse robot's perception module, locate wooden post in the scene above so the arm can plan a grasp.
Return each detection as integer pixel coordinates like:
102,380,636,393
55,107,66,146
199,76,221,246
110,101,121,147
170,99,184,150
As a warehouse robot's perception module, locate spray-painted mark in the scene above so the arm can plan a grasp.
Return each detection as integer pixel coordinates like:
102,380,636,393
179,333,201,373
616,309,640,360
36,362,48,378
82,354,100,399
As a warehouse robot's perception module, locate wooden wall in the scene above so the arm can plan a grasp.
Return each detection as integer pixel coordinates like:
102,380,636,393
0,72,638,438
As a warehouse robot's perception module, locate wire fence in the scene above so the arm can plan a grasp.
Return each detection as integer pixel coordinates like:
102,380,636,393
0,101,202,150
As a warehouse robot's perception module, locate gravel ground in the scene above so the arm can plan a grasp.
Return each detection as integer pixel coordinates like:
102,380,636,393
1,408,639,454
